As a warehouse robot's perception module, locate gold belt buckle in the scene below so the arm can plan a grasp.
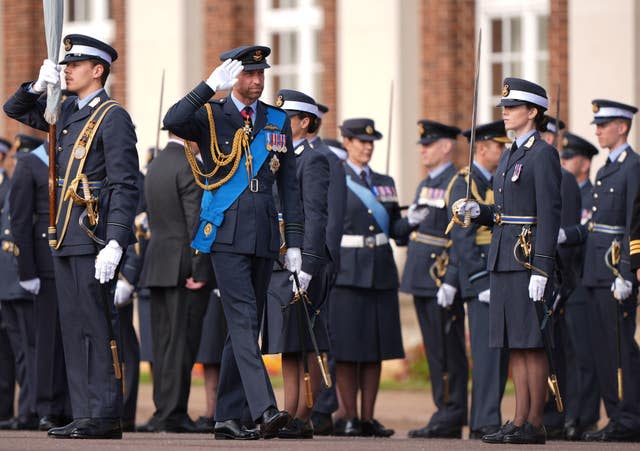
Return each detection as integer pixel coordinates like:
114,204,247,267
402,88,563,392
587,222,594,232
365,236,376,248
494,213,502,225
250,178,259,193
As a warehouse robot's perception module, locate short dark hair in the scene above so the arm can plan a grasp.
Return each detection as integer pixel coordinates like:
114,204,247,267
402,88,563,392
89,59,110,86
294,112,319,134
527,102,548,132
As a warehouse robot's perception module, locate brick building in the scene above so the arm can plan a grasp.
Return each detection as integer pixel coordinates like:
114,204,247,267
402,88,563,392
0,0,638,203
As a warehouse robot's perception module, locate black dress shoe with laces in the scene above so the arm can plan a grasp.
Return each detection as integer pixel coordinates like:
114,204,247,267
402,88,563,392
259,407,291,439
214,419,260,440
481,421,519,443
503,422,546,444
333,418,346,435
408,422,462,439
583,421,640,442
68,418,123,439
361,419,394,437
311,412,333,436
48,419,91,438
194,416,215,433
469,424,500,440
39,416,65,431
164,415,200,433
278,418,314,439
343,417,362,436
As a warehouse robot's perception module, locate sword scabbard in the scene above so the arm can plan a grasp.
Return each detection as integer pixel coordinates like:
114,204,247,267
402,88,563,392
548,375,563,413
304,373,313,408
318,353,332,388
617,367,624,401
110,339,122,380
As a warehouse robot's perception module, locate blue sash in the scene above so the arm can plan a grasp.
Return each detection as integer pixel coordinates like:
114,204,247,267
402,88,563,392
31,144,49,166
345,174,390,236
192,107,286,253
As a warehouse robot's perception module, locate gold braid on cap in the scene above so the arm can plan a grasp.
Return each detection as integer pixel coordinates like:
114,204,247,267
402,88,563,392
183,103,252,191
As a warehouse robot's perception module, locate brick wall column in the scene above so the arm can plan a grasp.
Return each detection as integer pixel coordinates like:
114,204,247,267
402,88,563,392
319,0,337,138
111,0,127,107
549,0,568,127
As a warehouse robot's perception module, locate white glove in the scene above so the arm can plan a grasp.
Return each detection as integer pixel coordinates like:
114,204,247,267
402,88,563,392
94,240,123,284
478,289,490,303
205,59,244,92
528,274,548,301
19,278,40,295
284,247,302,274
114,278,134,308
612,276,633,301
33,59,60,93
557,228,567,245
407,204,429,226
291,270,312,293
456,199,480,219
436,283,457,308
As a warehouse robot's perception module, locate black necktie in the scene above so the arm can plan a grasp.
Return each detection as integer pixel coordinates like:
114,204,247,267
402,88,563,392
360,170,370,188
510,141,518,152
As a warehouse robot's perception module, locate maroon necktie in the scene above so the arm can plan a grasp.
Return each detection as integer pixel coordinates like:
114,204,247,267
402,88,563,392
241,106,253,129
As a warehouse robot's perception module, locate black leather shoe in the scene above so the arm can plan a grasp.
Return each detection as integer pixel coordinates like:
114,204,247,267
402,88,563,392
545,424,564,440
469,424,500,440
48,419,92,438
563,419,586,441
311,412,333,436
339,417,361,436
408,422,462,439
259,407,291,439
164,415,199,433
333,418,346,436
69,418,123,439
194,416,215,433
504,422,546,444
583,421,640,442
214,419,260,440
278,418,314,439
39,415,68,431
361,419,394,437
136,416,163,433
481,421,519,443
0,417,17,430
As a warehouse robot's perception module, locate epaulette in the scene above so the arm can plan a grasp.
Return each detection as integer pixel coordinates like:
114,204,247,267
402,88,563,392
457,166,470,177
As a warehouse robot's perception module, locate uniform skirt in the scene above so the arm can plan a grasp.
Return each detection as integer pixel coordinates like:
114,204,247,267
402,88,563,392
196,290,227,365
262,269,330,354
489,271,543,349
330,286,405,362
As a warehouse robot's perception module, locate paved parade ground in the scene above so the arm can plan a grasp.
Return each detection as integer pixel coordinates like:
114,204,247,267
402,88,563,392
0,383,637,451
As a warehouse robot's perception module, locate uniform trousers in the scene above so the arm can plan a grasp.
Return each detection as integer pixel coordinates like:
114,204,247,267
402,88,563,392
1,299,35,420
563,286,600,426
118,302,140,425
467,297,508,430
149,285,208,424
414,295,467,426
33,277,69,419
0,310,15,419
585,287,640,429
53,255,122,419
137,289,153,362
212,252,276,422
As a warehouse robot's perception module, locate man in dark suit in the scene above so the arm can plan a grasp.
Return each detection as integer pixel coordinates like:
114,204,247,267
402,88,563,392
564,99,640,442
9,139,70,431
3,34,139,439
138,134,211,432
163,45,304,440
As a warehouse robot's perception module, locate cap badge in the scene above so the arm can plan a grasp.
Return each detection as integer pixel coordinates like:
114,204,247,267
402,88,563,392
275,95,284,107
203,223,213,237
418,123,425,136
253,50,263,62
592,102,600,113
64,38,72,51
502,84,510,97
365,125,374,135
562,137,568,147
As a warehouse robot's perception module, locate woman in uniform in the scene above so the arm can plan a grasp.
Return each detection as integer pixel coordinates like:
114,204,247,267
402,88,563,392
455,78,561,445
330,118,419,437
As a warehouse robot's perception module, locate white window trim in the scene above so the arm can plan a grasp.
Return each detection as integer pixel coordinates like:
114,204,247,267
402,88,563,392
256,0,324,102
476,0,550,122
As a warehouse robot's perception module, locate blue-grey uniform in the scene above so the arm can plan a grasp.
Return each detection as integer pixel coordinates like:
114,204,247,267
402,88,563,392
196,287,226,365
162,46,303,424
401,120,467,431
0,139,13,422
9,144,70,425
444,121,510,435
564,99,640,437
0,189,37,428
263,135,330,354
3,35,140,424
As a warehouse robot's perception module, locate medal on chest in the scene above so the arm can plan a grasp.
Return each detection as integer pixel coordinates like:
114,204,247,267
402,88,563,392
418,186,445,208
269,154,280,173
511,163,522,182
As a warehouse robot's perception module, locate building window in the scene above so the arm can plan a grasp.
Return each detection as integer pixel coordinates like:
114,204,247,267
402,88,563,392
256,0,324,103
477,0,550,122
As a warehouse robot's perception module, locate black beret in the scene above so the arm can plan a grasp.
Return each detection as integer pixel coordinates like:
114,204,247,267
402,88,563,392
417,120,460,145
498,77,548,110
59,34,118,65
339,118,382,141
591,99,638,125
461,120,510,143
220,45,271,70
560,132,598,160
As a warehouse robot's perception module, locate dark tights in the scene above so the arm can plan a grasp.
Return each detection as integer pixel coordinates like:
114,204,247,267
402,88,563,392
335,361,381,420
510,348,548,427
281,352,322,421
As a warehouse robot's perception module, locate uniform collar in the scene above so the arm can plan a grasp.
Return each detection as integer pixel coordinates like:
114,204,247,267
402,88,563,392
77,88,105,110
230,93,258,121
514,129,536,149
346,159,370,178
473,161,493,183
608,143,627,163
428,162,452,179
